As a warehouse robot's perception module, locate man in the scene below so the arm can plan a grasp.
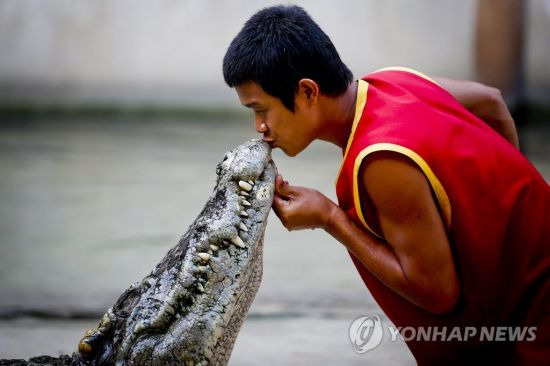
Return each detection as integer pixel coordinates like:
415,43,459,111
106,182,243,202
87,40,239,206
223,5,549,365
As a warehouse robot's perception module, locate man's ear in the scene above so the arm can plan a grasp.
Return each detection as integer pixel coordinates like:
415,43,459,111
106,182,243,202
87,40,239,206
298,79,320,105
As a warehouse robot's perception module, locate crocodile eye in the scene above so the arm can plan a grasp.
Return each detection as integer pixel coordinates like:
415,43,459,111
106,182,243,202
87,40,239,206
78,338,94,359
78,330,103,360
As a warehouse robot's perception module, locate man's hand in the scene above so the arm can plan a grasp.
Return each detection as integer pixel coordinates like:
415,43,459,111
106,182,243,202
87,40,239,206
272,175,337,231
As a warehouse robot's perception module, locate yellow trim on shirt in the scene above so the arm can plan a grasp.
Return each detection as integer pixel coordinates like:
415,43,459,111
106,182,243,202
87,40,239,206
371,66,441,87
352,143,452,238
335,79,369,186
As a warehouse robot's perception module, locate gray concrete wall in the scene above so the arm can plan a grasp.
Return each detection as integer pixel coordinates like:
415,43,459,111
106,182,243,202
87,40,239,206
0,0,548,107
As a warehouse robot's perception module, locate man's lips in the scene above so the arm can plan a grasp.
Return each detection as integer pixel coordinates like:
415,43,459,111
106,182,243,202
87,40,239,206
262,136,275,146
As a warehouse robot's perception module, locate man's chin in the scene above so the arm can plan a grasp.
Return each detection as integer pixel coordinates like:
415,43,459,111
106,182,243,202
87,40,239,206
280,146,300,157
275,140,308,157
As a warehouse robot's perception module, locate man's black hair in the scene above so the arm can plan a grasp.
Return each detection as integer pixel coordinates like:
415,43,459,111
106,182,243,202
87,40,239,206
223,5,353,112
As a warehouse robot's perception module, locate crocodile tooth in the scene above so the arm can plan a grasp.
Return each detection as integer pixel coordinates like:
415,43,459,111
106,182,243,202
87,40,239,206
230,235,246,248
210,244,219,252
197,252,211,262
98,312,111,331
240,211,249,217
248,180,255,185
196,265,208,273
239,180,253,191
239,191,249,197
196,283,205,293
166,295,176,306
239,222,248,232
241,199,251,207
133,323,146,335
165,304,175,315
222,240,229,246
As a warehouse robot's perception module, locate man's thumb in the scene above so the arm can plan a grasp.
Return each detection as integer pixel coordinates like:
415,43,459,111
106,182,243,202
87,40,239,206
275,175,292,196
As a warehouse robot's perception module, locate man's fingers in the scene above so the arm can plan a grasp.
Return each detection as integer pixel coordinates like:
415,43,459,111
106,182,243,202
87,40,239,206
272,194,288,210
275,174,293,197
272,194,289,218
275,175,285,192
273,194,294,230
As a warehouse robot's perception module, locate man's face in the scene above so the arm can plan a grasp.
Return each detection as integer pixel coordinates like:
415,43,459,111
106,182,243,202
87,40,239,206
235,81,317,157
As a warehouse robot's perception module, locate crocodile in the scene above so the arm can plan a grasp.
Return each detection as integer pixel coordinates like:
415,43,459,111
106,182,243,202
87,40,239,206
1,139,277,366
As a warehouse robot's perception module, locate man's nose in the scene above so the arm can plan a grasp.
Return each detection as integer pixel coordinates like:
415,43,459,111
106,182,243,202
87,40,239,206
255,119,268,134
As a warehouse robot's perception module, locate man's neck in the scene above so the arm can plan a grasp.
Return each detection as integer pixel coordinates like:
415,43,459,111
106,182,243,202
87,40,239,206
317,80,358,149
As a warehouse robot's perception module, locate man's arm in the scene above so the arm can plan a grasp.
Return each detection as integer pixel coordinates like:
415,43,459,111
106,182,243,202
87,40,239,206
433,77,519,149
272,152,460,314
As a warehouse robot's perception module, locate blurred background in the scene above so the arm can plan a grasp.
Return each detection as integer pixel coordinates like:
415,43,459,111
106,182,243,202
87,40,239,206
0,1,548,365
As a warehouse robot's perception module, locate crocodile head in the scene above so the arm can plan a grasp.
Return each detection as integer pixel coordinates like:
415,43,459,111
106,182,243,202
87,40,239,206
76,139,276,366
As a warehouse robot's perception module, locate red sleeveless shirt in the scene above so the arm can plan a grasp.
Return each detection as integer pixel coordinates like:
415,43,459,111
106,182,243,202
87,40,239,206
335,67,550,364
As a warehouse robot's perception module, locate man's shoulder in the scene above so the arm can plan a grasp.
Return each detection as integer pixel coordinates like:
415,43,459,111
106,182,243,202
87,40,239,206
363,66,439,85
360,150,432,210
